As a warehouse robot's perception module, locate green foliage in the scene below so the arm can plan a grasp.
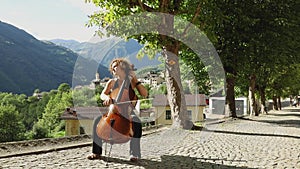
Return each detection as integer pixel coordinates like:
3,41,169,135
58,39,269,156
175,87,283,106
36,90,73,137
205,0,300,104
72,86,100,107
31,122,48,139
0,93,27,110
139,100,152,109
34,89,40,93
51,131,65,138
0,105,25,142
267,64,300,99
58,83,71,93
0,82,101,141
179,57,210,94
0,92,37,131
50,121,66,138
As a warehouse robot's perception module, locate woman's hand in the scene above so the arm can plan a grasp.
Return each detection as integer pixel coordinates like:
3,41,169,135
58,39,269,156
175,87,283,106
129,71,138,84
129,70,148,98
103,98,112,106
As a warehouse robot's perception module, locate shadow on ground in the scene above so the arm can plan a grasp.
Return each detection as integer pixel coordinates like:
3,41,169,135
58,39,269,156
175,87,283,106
239,109,300,129
281,108,300,113
254,119,300,128
202,128,300,139
100,154,257,169
269,111,300,118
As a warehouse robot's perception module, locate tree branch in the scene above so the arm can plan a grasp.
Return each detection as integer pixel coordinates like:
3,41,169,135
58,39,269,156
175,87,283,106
130,0,155,12
181,2,202,37
159,0,170,12
137,0,145,11
191,2,202,24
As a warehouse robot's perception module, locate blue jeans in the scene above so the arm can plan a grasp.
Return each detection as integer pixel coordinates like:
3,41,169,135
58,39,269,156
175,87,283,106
92,113,142,158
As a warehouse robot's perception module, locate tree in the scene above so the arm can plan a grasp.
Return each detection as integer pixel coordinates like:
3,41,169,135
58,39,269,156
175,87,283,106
72,86,99,106
24,96,39,130
31,121,48,139
36,85,73,137
0,105,25,142
86,0,223,129
209,0,299,116
180,51,210,95
58,83,71,93
246,0,299,114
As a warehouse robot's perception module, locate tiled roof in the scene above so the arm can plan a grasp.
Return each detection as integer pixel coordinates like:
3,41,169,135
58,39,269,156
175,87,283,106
152,94,207,106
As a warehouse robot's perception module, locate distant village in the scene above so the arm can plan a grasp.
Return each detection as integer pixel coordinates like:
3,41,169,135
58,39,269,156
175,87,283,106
74,69,166,90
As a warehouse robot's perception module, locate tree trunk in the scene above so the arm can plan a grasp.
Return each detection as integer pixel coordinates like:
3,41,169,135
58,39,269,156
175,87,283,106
226,76,237,118
249,75,259,116
277,97,282,110
163,44,193,129
258,86,267,114
158,13,195,130
272,96,278,110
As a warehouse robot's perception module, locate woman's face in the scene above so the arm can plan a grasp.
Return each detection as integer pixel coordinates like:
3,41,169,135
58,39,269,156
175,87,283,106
111,61,122,76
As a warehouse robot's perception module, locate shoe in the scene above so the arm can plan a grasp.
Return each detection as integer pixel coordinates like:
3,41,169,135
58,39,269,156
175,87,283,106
129,155,139,162
87,154,102,160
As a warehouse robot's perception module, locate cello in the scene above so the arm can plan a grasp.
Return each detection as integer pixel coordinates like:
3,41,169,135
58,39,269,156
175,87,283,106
96,76,137,144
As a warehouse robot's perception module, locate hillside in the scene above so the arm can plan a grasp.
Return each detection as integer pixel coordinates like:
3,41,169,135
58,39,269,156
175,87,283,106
0,21,110,95
50,38,162,69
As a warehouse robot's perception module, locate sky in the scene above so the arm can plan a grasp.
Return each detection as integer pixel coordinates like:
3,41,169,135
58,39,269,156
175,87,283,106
0,0,100,42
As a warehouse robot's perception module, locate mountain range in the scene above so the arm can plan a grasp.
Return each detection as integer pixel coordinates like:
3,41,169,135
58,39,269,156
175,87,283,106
50,37,161,69
0,21,162,95
0,21,111,95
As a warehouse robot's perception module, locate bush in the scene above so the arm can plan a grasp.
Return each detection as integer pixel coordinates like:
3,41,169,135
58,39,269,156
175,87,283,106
0,105,25,142
32,122,48,139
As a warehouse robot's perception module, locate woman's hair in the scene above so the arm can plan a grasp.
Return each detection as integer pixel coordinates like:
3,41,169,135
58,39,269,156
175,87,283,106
109,58,132,75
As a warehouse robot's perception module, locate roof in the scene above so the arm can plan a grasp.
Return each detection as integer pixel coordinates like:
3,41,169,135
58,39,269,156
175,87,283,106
152,94,207,106
60,107,108,120
209,88,225,97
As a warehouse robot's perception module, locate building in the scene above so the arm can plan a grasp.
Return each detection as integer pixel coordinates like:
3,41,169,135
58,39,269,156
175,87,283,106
140,71,164,87
208,97,247,116
60,107,108,136
152,94,207,125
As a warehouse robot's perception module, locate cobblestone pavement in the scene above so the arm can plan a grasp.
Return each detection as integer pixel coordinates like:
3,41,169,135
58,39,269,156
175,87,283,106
1,107,300,169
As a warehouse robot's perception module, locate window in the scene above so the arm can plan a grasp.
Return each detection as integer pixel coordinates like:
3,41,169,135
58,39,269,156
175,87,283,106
165,110,171,120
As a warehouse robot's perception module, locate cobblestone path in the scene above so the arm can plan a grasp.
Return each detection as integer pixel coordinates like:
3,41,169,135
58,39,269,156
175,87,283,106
1,107,299,169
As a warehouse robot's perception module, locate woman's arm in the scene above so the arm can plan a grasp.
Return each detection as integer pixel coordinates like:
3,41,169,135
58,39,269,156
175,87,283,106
101,79,114,105
130,71,148,98
135,82,148,98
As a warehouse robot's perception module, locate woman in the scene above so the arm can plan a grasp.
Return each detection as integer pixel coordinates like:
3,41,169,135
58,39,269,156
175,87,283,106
87,58,148,162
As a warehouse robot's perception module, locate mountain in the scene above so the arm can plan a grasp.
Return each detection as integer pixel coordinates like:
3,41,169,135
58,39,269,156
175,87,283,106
50,39,81,50
50,38,162,69
0,21,111,95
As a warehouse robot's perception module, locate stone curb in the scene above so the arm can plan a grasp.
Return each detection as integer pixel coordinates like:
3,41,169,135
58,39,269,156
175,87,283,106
0,125,167,159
